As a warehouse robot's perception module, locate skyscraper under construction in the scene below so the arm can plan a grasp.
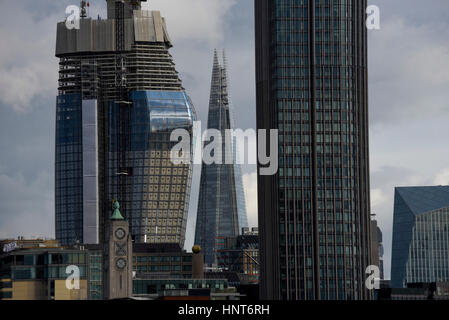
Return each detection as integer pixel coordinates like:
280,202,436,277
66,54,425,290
195,51,248,265
55,0,196,247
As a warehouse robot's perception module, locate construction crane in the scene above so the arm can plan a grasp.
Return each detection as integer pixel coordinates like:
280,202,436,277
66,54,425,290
114,0,132,221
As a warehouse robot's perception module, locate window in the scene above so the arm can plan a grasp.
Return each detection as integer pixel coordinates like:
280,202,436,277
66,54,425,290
0,291,12,299
182,265,192,272
14,268,34,280
182,256,192,263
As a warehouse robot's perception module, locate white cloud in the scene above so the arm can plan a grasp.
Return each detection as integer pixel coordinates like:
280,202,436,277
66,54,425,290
0,0,238,113
434,168,449,185
0,3,59,113
0,171,54,239
144,0,237,44
369,18,449,124
242,172,258,228
371,188,388,209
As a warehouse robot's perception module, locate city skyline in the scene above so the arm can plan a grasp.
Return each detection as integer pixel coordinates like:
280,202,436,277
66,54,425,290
0,0,449,285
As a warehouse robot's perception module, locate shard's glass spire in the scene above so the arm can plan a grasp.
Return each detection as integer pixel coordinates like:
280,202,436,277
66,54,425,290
195,50,248,265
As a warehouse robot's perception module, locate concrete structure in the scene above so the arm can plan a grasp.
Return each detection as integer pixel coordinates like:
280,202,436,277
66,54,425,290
391,186,449,288
255,0,372,299
55,0,196,247
195,50,248,266
192,245,205,279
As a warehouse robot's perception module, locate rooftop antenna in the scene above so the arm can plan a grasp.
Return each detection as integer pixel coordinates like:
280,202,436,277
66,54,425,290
80,1,87,18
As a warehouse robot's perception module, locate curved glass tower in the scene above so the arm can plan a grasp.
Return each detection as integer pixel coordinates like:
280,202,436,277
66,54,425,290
255,0,371,299
55,1,195,246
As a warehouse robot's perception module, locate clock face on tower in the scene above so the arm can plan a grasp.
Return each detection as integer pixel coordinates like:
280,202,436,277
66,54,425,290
115,242,127,256
116,258,127,270
115,228,126,240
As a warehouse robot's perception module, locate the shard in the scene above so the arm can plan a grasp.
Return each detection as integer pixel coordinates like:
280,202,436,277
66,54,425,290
195,50,248,265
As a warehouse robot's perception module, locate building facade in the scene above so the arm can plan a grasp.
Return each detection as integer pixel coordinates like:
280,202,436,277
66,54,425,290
0,246,103,300
133,278,239,300
255,0,371,299
55,0,196,246
370,218,384,280
216,228,260,284
391,186,449,288
0,234,209,300
195,51,248,265
132,243,199,278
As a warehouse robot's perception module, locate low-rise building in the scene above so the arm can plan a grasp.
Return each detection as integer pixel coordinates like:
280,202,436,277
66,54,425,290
133,278,240,300
379,282,449,300
0,244,103,300
0,238,213,300
132,243,198,279
216,228,259,284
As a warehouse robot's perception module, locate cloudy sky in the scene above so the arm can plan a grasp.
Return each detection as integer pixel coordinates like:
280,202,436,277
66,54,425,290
0,0,448,280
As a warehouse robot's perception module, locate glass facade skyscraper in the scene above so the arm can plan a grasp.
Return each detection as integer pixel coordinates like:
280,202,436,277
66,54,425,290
255,0,371,299
55,1,195,246
391,186,449,288
55,94,84,245
195,51,248,265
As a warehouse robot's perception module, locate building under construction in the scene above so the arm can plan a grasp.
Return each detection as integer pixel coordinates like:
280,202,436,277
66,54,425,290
55,0,196,246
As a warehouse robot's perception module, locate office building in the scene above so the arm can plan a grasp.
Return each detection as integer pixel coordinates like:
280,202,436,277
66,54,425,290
216,228,260,284
1,238,59,252
132,243,201,278
0,244,103,300
132,244,240,300
133,278,240,300
379,282,449,300
391,186,449,288
370,218,384,279
255,0,372,299
55,0,196,246
0,231,210,300
195,50,248,265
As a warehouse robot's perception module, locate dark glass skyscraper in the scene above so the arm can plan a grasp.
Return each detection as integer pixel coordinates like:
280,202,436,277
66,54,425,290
55,1,195,246
195,51,248,265
255,0,371,299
